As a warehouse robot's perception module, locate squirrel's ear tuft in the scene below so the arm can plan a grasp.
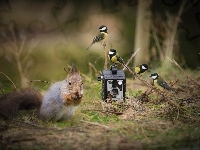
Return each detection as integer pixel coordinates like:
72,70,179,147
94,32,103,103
70,63,79,74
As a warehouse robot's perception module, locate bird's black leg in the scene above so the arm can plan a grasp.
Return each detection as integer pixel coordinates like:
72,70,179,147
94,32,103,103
103,41,106,49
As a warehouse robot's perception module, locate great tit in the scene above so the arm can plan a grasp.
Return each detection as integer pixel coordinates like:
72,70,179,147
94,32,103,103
135,64,149,76
108,49,131,71
150,73,172,91
87,25,108,50
108,49,125,65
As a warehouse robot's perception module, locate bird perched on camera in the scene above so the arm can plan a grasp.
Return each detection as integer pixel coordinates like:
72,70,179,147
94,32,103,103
134,64,149,76
150,73,172,91
108,49,130,71
108,49,125,64
87,25,108,50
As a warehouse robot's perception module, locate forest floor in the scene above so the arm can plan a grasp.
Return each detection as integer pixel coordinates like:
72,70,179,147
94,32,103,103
0,69,200,150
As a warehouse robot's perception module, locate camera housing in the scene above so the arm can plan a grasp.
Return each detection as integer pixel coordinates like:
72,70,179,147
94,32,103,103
98,65,126,101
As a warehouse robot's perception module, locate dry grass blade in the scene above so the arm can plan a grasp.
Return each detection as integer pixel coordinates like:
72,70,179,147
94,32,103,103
167,57,200,86
0,81,4,94
167,99,200,122
0,71,17,90
0,87,3,94
88,62,100,77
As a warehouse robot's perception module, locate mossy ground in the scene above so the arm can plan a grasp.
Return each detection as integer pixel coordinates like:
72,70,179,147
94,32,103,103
0,69,200,150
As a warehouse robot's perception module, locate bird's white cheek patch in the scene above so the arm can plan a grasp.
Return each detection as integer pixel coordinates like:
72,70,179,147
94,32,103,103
100,27,107,31
142,65,147,69
151,75,157,79
109,51,114,55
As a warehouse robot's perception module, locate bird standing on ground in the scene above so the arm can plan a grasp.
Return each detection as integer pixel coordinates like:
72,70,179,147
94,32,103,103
87,25,108,50
150,73,172,91
134,64,149,76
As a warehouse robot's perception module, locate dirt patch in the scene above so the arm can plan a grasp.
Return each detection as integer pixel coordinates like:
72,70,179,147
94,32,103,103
0,120,143,150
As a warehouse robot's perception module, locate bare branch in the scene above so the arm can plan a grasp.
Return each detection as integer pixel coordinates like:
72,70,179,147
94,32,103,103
151,27,164,61
103,42,108,70
169,0,187,53
123,48,140,70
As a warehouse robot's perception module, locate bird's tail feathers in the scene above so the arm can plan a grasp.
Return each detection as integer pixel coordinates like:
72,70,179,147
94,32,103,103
87,42,94,50
169,87,177,93
164,86,177,93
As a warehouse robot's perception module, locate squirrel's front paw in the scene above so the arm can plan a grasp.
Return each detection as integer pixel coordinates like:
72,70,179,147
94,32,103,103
63,94,72,105
71,92,83,100
63,94,82,106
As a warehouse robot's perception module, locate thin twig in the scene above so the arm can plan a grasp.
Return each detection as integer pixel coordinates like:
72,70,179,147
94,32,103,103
123,48,140,70
167,57,200,86
21,80,51,89
120,48,153,88
94,56,104,64
81,109,123,115
103,42,108,70
176,107,180,120
64,67,68,73
137,77,154,88
0,71,17,90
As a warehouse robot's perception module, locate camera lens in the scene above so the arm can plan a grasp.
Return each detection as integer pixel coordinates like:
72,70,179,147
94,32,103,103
112,88,118,95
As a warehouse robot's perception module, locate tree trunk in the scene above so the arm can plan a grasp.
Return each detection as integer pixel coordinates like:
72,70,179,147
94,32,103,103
134,0,152,65
163,0,186,67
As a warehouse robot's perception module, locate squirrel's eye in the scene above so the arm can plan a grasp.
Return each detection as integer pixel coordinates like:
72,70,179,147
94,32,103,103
69,82,71,85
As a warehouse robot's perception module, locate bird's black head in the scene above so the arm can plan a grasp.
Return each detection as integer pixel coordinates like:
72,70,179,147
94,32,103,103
150,73,159,79
99,25,108,33
140,64,148,71
109,49,117,56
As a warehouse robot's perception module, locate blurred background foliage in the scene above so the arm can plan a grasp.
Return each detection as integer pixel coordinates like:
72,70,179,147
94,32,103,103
0,0,199,87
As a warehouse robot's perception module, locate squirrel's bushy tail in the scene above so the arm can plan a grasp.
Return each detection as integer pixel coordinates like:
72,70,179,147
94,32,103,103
0,88,42,120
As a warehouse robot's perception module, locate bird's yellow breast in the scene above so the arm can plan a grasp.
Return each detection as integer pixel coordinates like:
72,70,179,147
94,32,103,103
135,66,140,74
100,32,108,43
111,56,119,64
153,80,164,90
